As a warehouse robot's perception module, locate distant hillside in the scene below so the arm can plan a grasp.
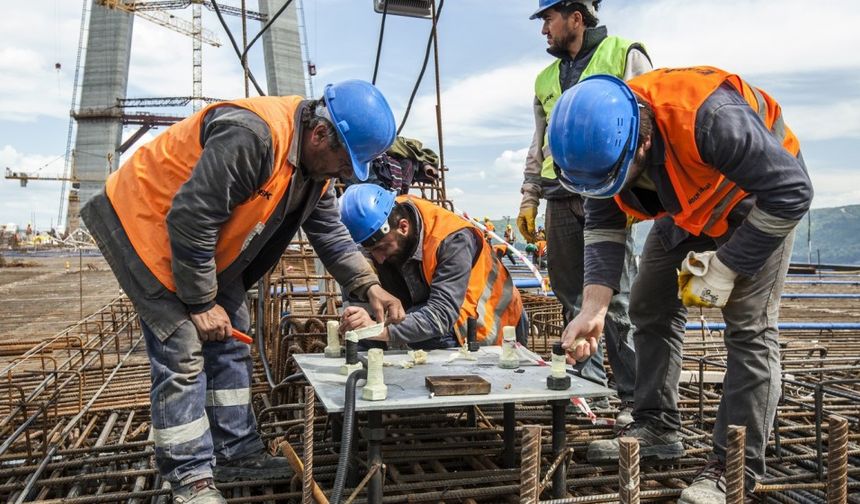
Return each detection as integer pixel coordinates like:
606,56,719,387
496,205,860,266
632,205,860,266
791,205,860,265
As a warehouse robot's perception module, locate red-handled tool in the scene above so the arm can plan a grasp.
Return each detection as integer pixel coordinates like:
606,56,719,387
231,328,253,344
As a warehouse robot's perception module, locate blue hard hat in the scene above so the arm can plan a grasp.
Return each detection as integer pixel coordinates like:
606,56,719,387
529,0,596,20
323,80,396,181
548,74,640,199
339,184,397,245
529,0,565,19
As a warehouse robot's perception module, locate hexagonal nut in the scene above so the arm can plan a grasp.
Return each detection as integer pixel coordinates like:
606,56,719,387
546,375,571,391
325,346,343,358
362,384,388,401
340,363,363,376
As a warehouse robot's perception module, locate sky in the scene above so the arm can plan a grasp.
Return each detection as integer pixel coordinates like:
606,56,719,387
2,0,860,230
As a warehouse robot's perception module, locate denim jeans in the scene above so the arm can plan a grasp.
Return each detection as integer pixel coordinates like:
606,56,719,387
142,303,264,484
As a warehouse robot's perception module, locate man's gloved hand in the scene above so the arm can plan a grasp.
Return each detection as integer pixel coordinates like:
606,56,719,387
517,203,538,243
677,251,738,308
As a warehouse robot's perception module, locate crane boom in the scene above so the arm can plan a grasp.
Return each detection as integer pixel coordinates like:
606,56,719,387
99,0,221,46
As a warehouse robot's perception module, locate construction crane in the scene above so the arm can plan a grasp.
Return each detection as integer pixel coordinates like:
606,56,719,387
98,0,221,112
50,1,269,230
5,167,105,189
99,0,221,47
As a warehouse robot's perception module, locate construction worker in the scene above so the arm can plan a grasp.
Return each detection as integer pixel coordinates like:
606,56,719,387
525,239,547,270
503,223,515,244
493,241,518,266
549,67,812,502
517,0,647,423
483,216,496,243
339,184,526,349
81,80,406,504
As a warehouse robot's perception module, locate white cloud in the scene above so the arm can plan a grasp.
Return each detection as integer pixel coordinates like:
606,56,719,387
808,170,860,209
0,2,81,122
400,60,545,146
2,0,859,226
605,0,860,75
0,146,66,228
493,147,529,178
785,100,860,142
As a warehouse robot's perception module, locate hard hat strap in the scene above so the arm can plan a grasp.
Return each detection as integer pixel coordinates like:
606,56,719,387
361,221,391,248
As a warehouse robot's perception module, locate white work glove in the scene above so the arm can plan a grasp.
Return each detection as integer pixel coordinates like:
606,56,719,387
677,251,738,308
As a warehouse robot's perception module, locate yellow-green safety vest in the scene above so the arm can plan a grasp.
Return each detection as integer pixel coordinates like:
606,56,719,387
535,36,639,179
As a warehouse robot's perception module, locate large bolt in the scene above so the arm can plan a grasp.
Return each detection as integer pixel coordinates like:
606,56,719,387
324,320,342,358
547,342,571,390
498,326,519,369
362,348,387,401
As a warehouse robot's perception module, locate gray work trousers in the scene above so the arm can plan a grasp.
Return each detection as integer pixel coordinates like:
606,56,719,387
630,226,794,482
546,198,638,403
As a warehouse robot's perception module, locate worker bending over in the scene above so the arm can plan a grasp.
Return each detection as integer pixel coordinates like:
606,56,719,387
339,184,526,350
549,67,812,503
493,242,518,267
82,80,405,504
518,0,647,425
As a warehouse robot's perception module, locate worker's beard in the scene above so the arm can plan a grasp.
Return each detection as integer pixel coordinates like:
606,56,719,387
388,232,414,266
549,29,578,54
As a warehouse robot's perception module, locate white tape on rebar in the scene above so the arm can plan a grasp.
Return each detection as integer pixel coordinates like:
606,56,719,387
344,323,385,343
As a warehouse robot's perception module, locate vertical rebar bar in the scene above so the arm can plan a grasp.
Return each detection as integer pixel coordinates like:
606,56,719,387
551,400,567,498
618,437,640,504
726,425,746,504
303,385,315,504
826,415,848,503
503,403,515,467
520,425,541,504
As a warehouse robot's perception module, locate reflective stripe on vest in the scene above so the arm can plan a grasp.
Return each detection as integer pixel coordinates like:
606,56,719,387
621,66,801,237
535,36,638,180
397,196,523,345
105,96,325,292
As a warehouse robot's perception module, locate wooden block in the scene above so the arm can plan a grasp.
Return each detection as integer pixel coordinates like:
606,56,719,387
425,375,491,396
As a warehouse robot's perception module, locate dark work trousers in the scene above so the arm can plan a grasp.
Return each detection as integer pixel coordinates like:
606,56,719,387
630,226,794,484
545,198,637,403
142,302,264,484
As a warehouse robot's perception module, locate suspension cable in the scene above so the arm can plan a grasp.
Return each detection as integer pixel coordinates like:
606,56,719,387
371,0,389,84
397,0,445,135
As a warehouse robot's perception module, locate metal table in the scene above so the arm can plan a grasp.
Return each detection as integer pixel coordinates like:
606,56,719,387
294,347,612,501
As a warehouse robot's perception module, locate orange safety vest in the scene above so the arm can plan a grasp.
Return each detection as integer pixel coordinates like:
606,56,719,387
106,96,325,292
621,66,800,237
398,196,523,345
535,240,547,256
493,243,509,256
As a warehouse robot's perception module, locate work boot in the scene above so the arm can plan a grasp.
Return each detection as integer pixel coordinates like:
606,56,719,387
613,402,634,433
587,422,684,463
172,478,226,504
213,451,293,482
678,459,726,503
590,396,610,410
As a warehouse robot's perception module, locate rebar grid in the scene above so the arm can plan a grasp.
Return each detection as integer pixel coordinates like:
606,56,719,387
2,242,859,502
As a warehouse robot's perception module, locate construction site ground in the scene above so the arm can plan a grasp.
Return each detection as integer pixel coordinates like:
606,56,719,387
0,248,858,503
